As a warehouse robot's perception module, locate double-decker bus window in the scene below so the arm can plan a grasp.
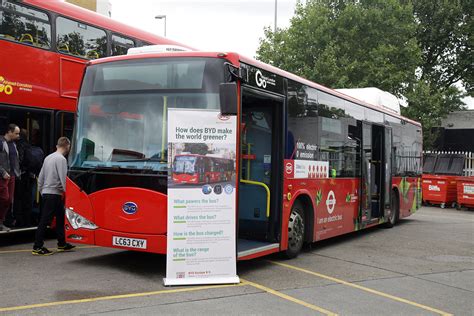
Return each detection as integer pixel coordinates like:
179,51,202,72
56,16,107,59
111,34,135,56
0,0,51,48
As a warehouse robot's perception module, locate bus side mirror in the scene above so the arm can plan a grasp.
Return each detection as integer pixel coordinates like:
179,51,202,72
219,83,238,115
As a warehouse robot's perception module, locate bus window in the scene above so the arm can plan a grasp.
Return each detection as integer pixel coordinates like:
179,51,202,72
56,16,107,59
0,0,51,48
111,34,135,56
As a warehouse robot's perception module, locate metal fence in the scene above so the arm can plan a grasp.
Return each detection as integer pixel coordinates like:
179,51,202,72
423,151,474,176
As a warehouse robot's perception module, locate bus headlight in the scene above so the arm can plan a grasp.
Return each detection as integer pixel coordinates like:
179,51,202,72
66,208,98,230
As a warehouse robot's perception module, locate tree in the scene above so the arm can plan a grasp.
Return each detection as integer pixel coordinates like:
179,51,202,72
257,0,421,96
412,0,473,94
184,143,209,155
400,0,471,148
257,0,470,149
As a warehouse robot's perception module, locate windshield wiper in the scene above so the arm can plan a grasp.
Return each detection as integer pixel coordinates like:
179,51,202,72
116,158,167,163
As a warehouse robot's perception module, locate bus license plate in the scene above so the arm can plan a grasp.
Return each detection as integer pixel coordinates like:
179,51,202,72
112,236,147,249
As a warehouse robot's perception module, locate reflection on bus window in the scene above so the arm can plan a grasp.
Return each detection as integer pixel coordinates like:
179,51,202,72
56,17,106,59
0,0,51,48
111,34,135,56
174,156,195,174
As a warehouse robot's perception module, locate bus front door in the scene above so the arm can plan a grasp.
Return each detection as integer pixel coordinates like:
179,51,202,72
237,88,284,259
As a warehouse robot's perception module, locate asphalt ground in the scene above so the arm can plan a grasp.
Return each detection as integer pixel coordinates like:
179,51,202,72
0,206,473,315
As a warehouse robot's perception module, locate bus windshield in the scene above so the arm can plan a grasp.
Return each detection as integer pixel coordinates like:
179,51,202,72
173,156,196,174
69,57,225,172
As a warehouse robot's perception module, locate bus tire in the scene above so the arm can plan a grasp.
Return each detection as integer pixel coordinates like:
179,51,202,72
384,190,399,228
284,202,305,259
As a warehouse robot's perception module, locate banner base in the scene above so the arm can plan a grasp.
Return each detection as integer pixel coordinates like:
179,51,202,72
163,276,240,286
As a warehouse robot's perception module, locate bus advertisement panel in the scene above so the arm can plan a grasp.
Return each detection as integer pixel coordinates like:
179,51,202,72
165,108,238,285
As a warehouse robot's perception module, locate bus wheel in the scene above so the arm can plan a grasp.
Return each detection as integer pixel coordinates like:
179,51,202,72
384,190,399,228
285,203,305,259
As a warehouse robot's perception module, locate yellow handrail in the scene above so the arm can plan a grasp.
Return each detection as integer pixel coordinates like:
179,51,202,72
20,33,34,45
240,179,270,218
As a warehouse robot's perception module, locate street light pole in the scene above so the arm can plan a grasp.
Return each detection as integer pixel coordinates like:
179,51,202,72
274,0,277,33
155,15,167,37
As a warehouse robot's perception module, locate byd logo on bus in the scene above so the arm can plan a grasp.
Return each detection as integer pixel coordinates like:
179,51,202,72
122,202,138,215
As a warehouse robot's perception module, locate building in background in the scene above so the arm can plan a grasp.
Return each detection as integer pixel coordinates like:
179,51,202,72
65,0,111,17
433,110,474,151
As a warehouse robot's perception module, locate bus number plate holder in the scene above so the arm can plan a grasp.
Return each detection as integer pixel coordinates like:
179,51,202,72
112,236,147,249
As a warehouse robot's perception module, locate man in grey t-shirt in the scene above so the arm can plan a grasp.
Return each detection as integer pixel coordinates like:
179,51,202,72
33,137,76,255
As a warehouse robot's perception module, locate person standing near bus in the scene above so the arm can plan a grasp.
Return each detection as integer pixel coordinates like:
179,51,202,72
0,124,21,232
14,129,43,228
32,137,75,255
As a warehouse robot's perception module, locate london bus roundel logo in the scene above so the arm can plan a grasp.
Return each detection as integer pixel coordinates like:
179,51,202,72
122,202,138,215
326,191,336,214
285,162,293,175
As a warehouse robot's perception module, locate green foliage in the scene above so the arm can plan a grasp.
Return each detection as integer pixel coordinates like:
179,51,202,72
257,0,421,95
183,143,209,155
257,0,471,150
413,0,473,94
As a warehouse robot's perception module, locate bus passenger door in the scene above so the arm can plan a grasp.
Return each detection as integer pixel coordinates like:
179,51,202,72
360,122,372,224
237,88,284,257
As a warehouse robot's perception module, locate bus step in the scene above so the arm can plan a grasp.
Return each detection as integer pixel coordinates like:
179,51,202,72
237,239,279,259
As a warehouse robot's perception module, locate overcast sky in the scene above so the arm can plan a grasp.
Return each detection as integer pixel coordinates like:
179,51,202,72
110,0,298,58
109,0,472,108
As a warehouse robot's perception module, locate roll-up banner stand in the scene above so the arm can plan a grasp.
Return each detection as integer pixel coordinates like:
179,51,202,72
164,109,239,286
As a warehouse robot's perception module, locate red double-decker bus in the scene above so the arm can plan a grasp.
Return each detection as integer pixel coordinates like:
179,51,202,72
65,51,422,259
172,154,234,184
0,0,188,232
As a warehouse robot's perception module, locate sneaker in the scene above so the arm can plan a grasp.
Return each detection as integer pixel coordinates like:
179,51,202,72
57,243,76,252
0,224,11,232
32,247,54,256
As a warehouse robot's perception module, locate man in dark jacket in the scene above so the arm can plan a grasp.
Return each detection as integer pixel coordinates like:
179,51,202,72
0,124,21,231
14,129,35,227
